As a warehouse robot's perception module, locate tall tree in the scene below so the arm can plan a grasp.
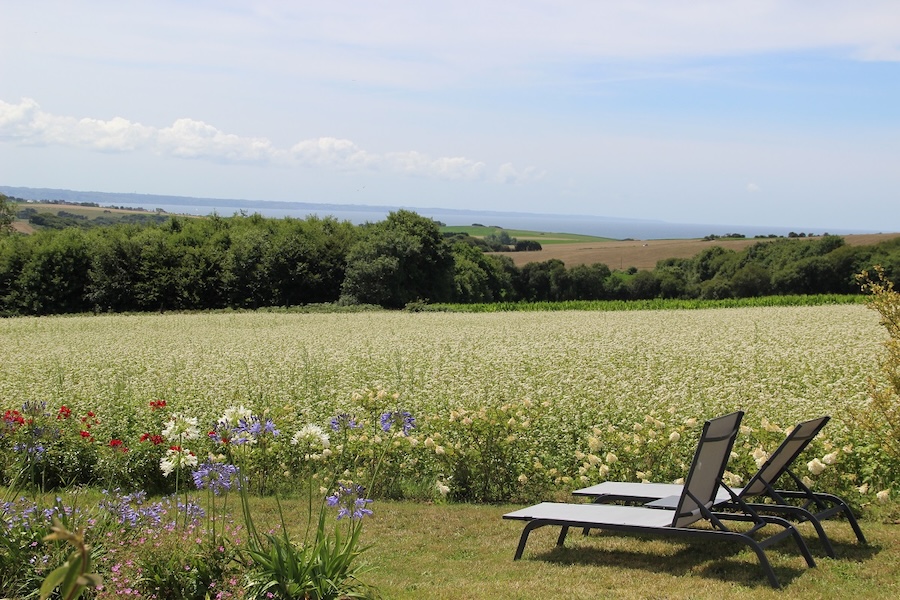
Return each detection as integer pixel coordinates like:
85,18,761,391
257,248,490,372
341,210,454,307
0,194,15,235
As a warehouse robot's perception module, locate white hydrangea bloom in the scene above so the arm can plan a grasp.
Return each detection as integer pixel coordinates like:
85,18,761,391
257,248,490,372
807,458,826,475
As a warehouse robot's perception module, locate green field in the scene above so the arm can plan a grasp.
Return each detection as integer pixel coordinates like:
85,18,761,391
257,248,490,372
440,224,614,243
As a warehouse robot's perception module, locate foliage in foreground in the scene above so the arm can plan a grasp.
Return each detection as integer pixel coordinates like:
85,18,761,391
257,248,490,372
855,266,900,464
4,402,391,599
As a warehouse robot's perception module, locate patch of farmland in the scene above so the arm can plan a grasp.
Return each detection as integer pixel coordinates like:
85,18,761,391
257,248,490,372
0,305,883,445
492,232,900,270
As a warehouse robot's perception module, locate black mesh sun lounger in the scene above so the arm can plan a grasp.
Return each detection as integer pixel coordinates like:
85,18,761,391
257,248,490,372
572,415,866,557
504,411,816,588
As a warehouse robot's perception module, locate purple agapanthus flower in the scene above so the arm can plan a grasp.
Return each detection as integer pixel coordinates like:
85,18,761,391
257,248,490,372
379,411,416,436
326,483,373,520
192,461,240,495
233,415,280,444
98,490,167,527
329,413,359,432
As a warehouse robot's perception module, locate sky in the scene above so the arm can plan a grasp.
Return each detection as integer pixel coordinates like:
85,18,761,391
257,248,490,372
2,0,899,232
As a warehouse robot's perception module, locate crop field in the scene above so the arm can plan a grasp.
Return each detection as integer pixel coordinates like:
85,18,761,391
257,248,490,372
0,306,882,420
0,304,893,501
492,232,900,270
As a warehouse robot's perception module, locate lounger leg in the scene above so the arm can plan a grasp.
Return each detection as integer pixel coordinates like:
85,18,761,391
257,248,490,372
743,538,782,589
846,510,868,545
513,521,571,560
557,525,570,547
809,493,867,545
805,513,837,558
514,521,544,560
828,496,868,545
786,522,817,568
767,506,837,558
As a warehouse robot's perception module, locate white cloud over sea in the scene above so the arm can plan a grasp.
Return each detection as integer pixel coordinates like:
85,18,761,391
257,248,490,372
0,98,530,183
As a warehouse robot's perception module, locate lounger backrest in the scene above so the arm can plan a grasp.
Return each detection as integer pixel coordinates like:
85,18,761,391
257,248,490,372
672,411,744,528
739,415,830,498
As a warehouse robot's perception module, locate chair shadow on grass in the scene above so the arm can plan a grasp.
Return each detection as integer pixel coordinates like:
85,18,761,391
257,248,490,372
532,526,883,588
532,531,819,589
809,536,881,562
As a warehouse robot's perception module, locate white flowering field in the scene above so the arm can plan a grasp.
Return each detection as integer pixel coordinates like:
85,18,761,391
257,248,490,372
0,305,893,502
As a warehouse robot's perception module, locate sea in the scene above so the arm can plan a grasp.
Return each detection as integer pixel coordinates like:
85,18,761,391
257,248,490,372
1,185,875,240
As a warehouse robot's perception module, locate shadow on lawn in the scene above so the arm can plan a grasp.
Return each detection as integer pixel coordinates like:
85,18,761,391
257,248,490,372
531,530,880,589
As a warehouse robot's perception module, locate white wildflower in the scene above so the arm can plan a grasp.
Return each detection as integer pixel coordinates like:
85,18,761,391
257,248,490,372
218,405,253,428
291,424,330,449
162,413,200,441
159,446,198,477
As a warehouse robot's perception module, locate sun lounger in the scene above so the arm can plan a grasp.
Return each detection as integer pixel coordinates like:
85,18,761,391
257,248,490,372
504,411,816,588
572,415,866,557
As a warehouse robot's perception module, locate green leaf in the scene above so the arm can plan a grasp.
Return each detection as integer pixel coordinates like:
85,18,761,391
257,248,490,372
59,551,84,597
39,564,69,600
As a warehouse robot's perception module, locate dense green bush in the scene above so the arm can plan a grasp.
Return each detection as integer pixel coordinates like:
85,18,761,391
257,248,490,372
2,206,900,315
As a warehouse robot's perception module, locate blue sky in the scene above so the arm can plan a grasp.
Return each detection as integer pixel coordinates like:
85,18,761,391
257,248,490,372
2,1,899,232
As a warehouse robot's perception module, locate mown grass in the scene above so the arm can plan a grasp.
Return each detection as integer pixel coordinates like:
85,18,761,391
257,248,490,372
359,501,899,599
244,496,898,599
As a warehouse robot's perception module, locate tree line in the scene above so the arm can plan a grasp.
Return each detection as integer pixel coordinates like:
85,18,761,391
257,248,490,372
0,201,898,316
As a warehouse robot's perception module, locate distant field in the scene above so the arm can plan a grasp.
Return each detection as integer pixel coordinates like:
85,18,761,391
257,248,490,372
9,201,191,234
491,232,900,270
442,225,612,244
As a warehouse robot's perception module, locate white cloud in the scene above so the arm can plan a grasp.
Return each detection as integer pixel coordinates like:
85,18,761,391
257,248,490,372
747,183,760,193
0,97,533,182
495,163,545,185
158,118,275,163
0,98,154,152
385,152,486,180
290,137,375,169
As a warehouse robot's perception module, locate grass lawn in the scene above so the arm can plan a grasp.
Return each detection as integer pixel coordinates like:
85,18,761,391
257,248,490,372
353,500,899,599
